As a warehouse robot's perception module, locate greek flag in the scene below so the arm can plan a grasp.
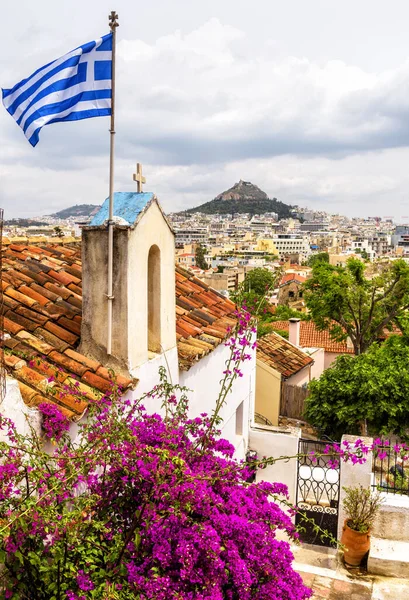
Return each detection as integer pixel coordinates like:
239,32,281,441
2,33,112,147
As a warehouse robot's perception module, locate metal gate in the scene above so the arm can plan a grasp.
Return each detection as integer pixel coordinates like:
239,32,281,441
295,439,340,548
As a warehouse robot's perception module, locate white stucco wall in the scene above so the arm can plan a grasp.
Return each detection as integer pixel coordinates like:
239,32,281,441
337,434,373,540
249,425,301,506
129,347,180,398
309,348,325,380
179,336,256,461
324,351,340,369
1,377,42,440
127,201,176,368
286,366,311,387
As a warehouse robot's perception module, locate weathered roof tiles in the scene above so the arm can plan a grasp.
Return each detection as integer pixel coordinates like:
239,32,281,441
269,320,355,354
257,331,313,378
1,244,238,415
1,243,134,418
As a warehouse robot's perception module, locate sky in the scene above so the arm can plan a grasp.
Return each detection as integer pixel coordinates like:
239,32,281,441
2,0,409,219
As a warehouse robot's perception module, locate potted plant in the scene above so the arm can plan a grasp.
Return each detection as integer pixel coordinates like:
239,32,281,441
340,485,383,567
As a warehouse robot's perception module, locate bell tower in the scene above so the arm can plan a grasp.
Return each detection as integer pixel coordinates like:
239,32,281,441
81,166,176,373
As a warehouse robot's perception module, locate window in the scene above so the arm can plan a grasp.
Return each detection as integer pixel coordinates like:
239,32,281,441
148,245,161,353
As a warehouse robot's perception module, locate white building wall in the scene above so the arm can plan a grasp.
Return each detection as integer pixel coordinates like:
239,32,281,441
179,336,256,461
1,377,42,440
249,425,301,506
324,351,340,369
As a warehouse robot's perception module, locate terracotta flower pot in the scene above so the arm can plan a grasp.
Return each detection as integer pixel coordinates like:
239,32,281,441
340,519,370,566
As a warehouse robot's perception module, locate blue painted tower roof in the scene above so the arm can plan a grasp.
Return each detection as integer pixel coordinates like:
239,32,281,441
90,192,154,226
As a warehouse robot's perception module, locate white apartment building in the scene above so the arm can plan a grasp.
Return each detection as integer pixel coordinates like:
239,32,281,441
174,227,208,247
271,234,311,259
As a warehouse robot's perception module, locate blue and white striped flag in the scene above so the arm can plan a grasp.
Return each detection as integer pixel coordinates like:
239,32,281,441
2,33,112,147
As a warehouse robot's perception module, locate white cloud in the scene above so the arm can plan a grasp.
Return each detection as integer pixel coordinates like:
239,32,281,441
2,16,409,218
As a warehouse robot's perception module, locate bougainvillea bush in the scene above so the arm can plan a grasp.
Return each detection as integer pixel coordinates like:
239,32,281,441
0,374,312,600
0,303,312,600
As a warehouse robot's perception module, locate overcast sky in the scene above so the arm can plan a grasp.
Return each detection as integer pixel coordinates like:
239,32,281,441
2,0,409,219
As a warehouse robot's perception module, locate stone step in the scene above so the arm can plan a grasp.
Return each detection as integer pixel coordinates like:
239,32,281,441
368,537,409,578
291,542,339,572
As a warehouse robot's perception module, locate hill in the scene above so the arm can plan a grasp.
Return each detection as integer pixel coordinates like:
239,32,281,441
4,219,49,227
51,204,100,219
184,180,293,218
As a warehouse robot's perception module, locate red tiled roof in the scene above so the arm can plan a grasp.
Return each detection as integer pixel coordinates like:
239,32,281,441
279,273,306,286
175,265,237,371
269,320,355,354
257,332,313,378
1,243,135,419
1,244,238,415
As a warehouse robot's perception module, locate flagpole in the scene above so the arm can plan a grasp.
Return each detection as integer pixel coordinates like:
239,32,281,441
107,10,118,355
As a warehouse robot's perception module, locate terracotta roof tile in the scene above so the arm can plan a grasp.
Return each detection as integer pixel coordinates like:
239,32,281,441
14,365,48,390
58,316,81,336
14,306,49,326
64,349,100,372
4,287,38,308
48,269,81,286
18,285,50,306
4,353,26,370
95,366,132,390
30,282,61,302
257,332,313,378
269,320,355,354
44,321,79,345
16,329,55,355
44,282,72,300
279,273,306,286
4,316,24,336
34,328,70,353
48,350,89,377
175,265,237,370
5,311,39,333
81,370,112,394
2,243,236,412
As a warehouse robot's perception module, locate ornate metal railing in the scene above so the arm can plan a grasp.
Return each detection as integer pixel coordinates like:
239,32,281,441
372,440,409,496
295,438,341,547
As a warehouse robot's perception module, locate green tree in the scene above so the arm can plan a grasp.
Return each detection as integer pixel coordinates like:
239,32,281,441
195,244,209,270
243,268,277,295
307,252,329,267
271,305,309,322
355,248,369,260
304,258,409,355
304,336,409,438
53,226,64,238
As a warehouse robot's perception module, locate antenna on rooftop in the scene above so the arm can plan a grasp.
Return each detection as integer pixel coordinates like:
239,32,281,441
0,208,6,403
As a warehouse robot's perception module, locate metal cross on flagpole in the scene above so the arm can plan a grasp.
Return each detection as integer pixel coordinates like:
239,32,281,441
107,10,119,356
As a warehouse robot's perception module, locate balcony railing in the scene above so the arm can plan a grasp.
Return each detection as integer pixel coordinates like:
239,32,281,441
372,440,409,496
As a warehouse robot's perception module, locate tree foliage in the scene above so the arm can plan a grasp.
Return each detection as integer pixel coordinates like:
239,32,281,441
307,252,329,268
243,268,277,295
195,244,209,270
304,258,409,355
304,336,409,439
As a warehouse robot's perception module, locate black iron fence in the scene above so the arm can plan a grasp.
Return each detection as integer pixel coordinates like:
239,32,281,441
372,440,409,496
296,438,340,547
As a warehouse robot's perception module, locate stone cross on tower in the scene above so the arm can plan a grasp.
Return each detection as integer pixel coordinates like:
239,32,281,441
133,162,146,193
